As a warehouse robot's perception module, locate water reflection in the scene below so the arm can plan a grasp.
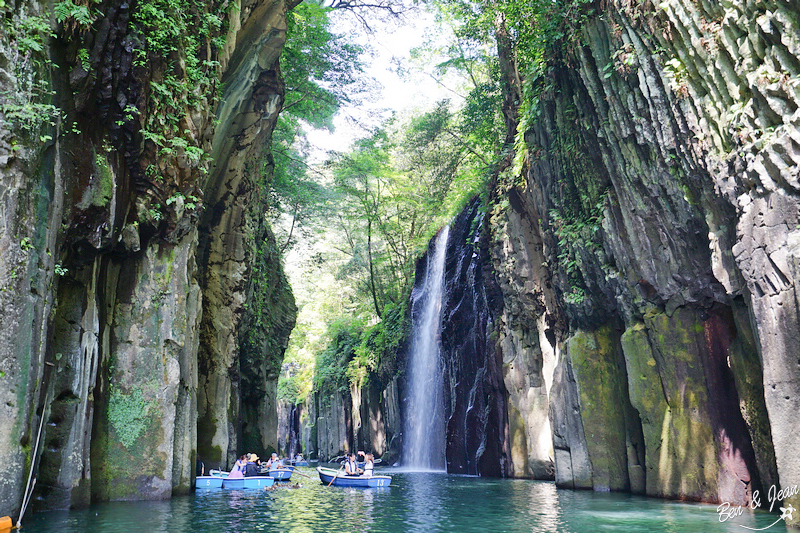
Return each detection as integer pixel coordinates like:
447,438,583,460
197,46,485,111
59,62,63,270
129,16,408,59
513,479,561,531
23,469,790,532
405,472,445,531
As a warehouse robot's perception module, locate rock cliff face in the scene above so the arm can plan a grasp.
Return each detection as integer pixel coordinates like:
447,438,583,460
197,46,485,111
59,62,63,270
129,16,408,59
0,0,294,516
294,369,403,462
438,200,510,476
481,0,798,518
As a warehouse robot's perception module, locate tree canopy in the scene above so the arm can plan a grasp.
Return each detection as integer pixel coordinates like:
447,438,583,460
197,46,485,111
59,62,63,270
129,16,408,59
275,0,591,405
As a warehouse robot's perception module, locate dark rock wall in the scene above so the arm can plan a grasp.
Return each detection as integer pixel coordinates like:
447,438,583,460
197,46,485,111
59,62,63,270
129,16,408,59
438,199,510,476
481,0,797,517
298,370,402,463
0,0,295,516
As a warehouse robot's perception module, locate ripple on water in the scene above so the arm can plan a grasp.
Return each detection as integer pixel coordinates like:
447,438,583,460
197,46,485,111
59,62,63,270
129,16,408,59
22,470,788,533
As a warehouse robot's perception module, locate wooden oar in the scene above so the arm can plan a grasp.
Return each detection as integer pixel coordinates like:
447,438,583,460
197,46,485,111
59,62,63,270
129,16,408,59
291,469,312,479
327,464,344,487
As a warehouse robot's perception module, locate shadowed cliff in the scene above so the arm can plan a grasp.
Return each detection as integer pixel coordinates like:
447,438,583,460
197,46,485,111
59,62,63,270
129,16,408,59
0,0,295,515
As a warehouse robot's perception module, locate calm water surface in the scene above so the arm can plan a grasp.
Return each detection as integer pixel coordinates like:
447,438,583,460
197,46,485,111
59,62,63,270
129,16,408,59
24,468,789,532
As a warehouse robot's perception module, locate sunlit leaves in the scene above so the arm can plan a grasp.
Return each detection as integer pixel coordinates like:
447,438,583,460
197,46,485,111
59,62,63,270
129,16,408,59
272,2,378,253
281,2,368,130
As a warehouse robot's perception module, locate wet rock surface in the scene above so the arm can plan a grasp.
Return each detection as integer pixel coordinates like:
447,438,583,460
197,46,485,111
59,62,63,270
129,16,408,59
438,199,509,476
0,0,295,513
481,0,798,518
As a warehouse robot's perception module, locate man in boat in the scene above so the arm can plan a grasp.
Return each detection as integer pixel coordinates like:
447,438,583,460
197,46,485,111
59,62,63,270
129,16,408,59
267,452,284,469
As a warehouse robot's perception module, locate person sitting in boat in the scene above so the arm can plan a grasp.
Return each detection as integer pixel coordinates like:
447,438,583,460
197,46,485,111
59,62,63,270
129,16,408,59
362,453,375,477
295,453,303,462
244,453,260,477
228,455,246,479
344,453,362,476
267,452,284,469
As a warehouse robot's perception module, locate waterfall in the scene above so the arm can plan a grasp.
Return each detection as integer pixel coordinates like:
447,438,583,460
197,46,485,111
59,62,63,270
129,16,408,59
404,225,449,471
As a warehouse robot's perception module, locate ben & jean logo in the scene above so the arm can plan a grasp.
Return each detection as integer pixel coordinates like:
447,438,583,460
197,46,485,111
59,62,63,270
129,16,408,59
717,484,798,530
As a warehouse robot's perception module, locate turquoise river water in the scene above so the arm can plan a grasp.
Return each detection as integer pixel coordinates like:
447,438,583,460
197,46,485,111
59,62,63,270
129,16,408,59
23,468,790,532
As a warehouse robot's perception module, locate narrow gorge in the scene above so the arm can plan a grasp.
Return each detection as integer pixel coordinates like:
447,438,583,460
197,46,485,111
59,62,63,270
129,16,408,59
1,0,799,529
289,0,800,523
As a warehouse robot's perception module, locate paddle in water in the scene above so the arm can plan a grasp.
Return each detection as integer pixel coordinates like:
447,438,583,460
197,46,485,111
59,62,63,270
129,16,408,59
327,464,344,487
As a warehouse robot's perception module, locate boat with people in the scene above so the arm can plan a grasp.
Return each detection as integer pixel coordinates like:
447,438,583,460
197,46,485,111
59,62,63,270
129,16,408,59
199,469,276,489
317,466,392,488
287,454,309,467
336,457,382,468
266,466,294,481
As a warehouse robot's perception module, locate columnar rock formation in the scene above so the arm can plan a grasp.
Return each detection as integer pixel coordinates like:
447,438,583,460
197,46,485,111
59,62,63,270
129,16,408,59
484,0,799,520
0,0,294,517
297,361,403,462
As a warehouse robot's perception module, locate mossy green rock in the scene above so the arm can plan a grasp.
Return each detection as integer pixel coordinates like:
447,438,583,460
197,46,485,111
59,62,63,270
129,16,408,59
552,324,645,492
622,307,760,504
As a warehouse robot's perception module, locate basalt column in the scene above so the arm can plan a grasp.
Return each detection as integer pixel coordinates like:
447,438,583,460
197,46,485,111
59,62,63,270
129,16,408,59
488,0,790,510
0,0,296,513
196,0,294,470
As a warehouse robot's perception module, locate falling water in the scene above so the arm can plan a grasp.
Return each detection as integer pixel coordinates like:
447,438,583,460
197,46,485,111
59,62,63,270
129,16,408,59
404,225,449,471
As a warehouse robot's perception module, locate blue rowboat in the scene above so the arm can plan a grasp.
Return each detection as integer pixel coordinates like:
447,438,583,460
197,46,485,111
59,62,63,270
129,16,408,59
195,476,223,489
222,476,275,489
269,466,294,481
209,469,229,478
291,460,309,467
317,467,391,488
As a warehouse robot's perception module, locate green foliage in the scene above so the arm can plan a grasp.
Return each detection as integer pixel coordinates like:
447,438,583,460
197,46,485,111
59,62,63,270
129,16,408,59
54,0,98,30
349,301,408,387
8,12,53,56
278,374,301,402
107,386,150,449
281,2,367,131
129,0,223,183
0,11,59,139
77,47,90,70
271,2,370,252
400,99,494,213
314,320,362,398
311,300,408,397
427,0,600,177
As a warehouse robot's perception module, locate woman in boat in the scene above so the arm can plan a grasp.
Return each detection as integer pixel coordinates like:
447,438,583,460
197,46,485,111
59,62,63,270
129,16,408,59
244,453,260,477
362,453,375,477
344,453,362,476
228,455,246,479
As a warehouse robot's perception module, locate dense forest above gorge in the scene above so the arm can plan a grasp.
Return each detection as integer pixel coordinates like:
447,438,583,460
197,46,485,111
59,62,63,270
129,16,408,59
1,0,799,528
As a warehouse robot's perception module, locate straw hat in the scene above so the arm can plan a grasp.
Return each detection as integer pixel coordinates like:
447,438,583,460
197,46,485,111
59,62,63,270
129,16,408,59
249,453,259,462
